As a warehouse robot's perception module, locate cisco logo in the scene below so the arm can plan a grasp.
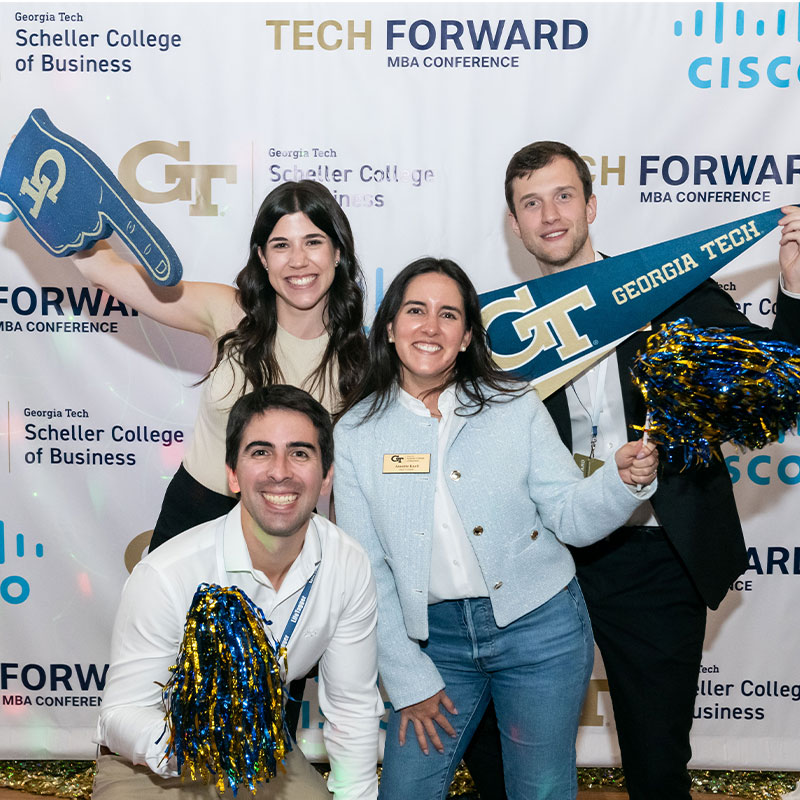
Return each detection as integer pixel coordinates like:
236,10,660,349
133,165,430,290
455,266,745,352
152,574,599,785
726,425,800,486
727,451,800,485
0,519,44,605
675,2,800,88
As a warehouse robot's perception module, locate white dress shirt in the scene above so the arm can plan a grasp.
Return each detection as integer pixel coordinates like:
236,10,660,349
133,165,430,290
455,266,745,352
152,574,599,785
566,252,659,526
566,350,659,526
95,507,383,800
397,386,489,602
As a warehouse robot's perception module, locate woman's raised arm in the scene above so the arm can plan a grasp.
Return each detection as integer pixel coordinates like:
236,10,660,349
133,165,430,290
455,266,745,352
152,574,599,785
71,241,242,342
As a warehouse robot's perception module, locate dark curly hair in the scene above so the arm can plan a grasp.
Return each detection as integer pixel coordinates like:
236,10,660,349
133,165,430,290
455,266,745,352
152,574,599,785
206,181,367,408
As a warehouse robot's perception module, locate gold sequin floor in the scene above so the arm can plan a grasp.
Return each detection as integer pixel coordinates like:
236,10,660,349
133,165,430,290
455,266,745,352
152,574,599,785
1,761,797,800
0,789,748,800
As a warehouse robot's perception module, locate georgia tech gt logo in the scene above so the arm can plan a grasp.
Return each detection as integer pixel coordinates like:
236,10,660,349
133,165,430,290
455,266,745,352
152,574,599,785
118,141,237,217
482,285,596,371
579,678,610,727
19,149,66,219
124,530,153,573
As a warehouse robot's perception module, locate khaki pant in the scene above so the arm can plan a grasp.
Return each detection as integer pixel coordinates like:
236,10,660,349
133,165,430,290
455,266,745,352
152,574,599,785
92,748,331,800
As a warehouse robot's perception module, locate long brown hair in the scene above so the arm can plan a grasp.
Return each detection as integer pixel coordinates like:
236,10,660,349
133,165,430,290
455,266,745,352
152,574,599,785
207,181,367,406
339,257,526,421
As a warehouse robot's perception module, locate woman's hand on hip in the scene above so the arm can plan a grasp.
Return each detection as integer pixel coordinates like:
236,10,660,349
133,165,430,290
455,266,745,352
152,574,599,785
398,689,458,755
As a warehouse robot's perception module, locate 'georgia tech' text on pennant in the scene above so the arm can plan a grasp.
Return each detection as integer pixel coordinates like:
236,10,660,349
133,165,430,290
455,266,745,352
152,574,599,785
480,208,783,398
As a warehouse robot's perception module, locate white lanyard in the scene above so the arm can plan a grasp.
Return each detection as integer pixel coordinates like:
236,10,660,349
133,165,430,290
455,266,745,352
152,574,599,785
572,358,609,458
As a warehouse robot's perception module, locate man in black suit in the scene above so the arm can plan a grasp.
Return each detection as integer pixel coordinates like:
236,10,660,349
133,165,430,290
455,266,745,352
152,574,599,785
501,140,800,799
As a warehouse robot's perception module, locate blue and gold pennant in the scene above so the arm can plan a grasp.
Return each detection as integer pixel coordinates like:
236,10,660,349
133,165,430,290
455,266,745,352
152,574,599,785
0,108,182,286
480,208,783,397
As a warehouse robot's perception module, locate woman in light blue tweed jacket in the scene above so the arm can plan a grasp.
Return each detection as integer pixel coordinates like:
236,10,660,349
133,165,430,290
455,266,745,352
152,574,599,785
333,258,658,800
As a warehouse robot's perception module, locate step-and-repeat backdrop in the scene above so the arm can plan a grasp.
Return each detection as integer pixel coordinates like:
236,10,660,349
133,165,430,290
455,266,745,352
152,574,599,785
1,2,798,768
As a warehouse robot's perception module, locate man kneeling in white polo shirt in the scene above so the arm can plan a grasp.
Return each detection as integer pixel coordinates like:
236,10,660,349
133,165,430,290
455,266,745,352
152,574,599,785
93,385,383,800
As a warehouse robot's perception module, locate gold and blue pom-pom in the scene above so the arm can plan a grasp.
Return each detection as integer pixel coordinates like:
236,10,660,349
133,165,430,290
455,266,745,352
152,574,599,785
631,318,800,466
161,583,288,795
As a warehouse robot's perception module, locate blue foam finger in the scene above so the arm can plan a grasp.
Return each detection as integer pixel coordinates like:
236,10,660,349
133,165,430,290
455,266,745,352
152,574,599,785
0,108,182,286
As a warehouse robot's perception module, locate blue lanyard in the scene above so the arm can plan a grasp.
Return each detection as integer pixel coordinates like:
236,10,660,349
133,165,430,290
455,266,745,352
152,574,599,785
268,563,321,680
277,563,319,653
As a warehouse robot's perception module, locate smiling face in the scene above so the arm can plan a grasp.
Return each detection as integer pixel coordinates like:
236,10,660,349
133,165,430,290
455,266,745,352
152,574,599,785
227,408,332,548
387,272,472,399
508,155,597,273
258,211,340,329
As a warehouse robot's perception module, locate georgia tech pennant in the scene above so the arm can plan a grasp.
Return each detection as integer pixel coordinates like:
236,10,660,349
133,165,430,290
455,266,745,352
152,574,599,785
0,108,182,286
480,207,783,398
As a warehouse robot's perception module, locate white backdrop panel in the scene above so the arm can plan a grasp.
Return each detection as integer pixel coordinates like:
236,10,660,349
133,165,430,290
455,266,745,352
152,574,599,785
0,1,798,768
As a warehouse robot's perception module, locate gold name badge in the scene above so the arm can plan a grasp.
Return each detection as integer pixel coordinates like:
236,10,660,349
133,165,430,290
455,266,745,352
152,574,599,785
574,453,605,478
382,453,431,474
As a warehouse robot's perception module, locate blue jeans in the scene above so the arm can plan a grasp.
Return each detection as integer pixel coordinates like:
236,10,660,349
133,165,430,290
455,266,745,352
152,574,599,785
378,579,593,800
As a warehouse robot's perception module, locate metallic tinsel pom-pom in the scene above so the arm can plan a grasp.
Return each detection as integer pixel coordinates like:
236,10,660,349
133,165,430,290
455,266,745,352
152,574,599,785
162,583,287,796
631,318,800,466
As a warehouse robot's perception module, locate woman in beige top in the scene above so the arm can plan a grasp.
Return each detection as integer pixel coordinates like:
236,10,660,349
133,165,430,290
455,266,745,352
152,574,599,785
71,180,366,549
